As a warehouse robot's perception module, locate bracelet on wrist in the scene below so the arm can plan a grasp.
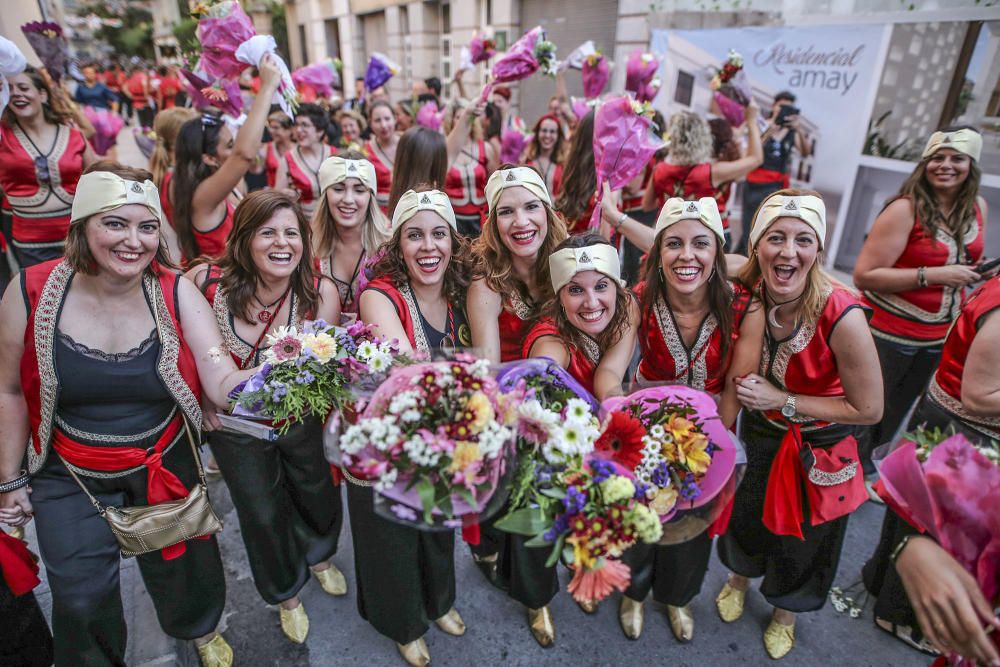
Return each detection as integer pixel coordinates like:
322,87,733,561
0,470,29,494
917,266,928,288
613,212,628,230
890,534,914,565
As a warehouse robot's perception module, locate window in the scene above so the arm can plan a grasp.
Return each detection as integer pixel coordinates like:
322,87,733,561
442,3,451,34
674,70,694,106
324,19,340,59
298,24,308,67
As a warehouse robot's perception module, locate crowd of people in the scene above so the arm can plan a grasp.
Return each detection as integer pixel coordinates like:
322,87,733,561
0,47,997,667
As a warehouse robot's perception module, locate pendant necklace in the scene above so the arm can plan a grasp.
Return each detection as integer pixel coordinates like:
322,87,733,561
254,288,290,324
765,289,803,329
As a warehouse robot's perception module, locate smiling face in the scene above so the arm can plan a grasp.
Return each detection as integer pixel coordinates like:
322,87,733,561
249,207,304,282
295,115,321,147
399,211,452,289
370,104,396,141
559,269,617,338
925,148,972,192
326,177,372,231
755,217,820,299
339,117,361,142
84,204,161,280
395,103,413,131
7,73,46,121
536,118,560,153
494,186,549,261
658,219,719,298
268,115,292,144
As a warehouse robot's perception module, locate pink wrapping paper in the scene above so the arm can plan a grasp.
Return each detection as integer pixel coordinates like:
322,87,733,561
714,91,745,127
415,101,443,131
500,129,529,164
292,60,340,99
582,55,609,99
625,49,661,103
196,1,256,81
478,26,543,103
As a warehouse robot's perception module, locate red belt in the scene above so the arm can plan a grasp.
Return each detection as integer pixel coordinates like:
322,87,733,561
746,168,790,187
52,414,202,559
763,422,807,540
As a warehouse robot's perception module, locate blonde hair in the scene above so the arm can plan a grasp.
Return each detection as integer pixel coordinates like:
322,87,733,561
667,111,712,166
442,100,484,141
149,107,198,188
311,150,390,257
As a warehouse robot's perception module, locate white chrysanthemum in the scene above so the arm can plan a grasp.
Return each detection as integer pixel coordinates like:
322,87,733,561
339,423,368,455
265,325,300,348
468,358,491,378
649,424,666,440
356,340,377,361
369,352,393,373
374,467,398,492
565,398,593,422
519,399,559,429
401,409,422,424
389,390,420,415
403,435,441,467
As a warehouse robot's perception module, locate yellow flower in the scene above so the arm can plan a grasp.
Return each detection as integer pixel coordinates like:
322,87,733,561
567,534,597,570
465,391,495,433
649,485,679,516
301,333,337,363
667,414,696,442
448,441,482,474
677,432,712,476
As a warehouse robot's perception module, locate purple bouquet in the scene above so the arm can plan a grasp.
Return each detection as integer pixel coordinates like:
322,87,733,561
364,52,400,93
21,22,70,83
292,59,342,100
181,69,244,117
468,31,497,65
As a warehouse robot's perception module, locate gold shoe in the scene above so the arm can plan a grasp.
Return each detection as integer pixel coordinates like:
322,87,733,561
434,607,466,636
313,563,347,596
618,596,644,640
576,598,598,614
196,633,233,667
396,637,431,667
763,619,795,659
716,581,746,623
667,604,694,642
279,603,310,644
527,606,555,647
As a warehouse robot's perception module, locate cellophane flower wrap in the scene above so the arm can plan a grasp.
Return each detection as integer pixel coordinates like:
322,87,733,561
478,26,556,103
364,52,400,92
468,31,496,65
587,96,665,230
415,101,444,131
873,429,999,665
582,52,610,99
235,35,297,117
500,127,531,164
21,21,70,83
339,358,517,529
195,1,256,81
709,49,752,126
230,319,399,433
599,385,743,544
292,59,342,100
180,69,243,116
83,106,125,155
624,49,661,104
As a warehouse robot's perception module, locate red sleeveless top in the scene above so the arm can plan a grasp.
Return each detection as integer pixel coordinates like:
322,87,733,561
445,141,488,223
264,142,281,188
20,260,202,473
862,201,984,346
521,318,598,395
363,140,393,214
565,194,597,235
525,159,563,198
192,200,234,261
759,286,868,430
0,122,86,245
635,280,753,393
650,162,729,230
928,276,1000,439
285,145,336,215
160,169,175,227
498,293,535,363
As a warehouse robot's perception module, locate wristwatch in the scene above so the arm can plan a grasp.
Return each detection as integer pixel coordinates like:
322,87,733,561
780,393,797,418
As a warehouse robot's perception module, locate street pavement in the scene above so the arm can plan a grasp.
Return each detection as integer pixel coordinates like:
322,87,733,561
19,127,925,666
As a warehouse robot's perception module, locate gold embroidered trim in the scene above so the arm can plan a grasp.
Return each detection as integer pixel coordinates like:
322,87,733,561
54,406,178,444
212,283,302,366
148,274,203,430
62,429,184,479
807,461,858,486
579,335,601,365
928,377,1000,434
8,124,74,210
652,295,717,390
398,283,431,354
507,290,533,320
870,327,944,348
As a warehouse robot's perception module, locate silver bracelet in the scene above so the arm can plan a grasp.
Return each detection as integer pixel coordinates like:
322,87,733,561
613,212,628,230
0,470,29,494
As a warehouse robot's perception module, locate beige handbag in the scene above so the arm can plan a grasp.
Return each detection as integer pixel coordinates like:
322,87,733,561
62,417,223,558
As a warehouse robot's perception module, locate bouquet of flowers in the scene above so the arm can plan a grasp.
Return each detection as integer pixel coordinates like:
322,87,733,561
364,52,400,93
181,69,244,116
132,127,156,159
235,35,297,117
340,358,517,528
195,1,256,81
468,31,497,65
709,49,752,127
561,40,597,71
571,96,597,123
500,127,531,164
292,58,342,101
21,21,71,83
582,52,610,100
415,101,444,131
599,385,743,543
82,106,125,155
230,319,399,434
873,429,999,666
478,26,557,103
586,95,665,230
0,36,27,123
624,49,661,104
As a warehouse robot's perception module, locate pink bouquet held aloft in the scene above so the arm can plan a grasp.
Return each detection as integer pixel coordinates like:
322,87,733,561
468,31,497,65
180,69,244,117
587,96,665,230
339,358,517,528
500,127,531,164
624,49,661,104
82,106,125,156
21,21,70,83
415,101,444,131
292,58,342,101
478,26,557,103
195,1,256,81
874,430,1000,653
582,52,610,100
709,49,752,126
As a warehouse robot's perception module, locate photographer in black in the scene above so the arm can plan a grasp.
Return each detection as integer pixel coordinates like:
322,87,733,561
736,91,812,254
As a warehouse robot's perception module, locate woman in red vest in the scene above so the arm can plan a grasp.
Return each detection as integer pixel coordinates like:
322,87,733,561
618,197,763,642
522,114,565,198
354,188,472,666
187,190,344,646
0,163,257,667
258,110,294,189
172,56,283,265
442,101,497,237
275,103,336,219
863,274,1000,656
854,127,990,470
312,153,391,322
716,190,883,660
364,100,399,214
643,108,762,251
0,66,96,267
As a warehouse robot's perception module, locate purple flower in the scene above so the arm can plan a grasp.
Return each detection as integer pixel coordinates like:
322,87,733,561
562,486,586,514
651,461,672,488
271,381,288,401
633,480,651,500
544,512,570,541
590,459,615,483
390,504,418,522
679,474,702,501
295,370,315,385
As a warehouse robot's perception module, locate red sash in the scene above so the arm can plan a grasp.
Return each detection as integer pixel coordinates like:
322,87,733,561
763,424,807,539
0,532,39,596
